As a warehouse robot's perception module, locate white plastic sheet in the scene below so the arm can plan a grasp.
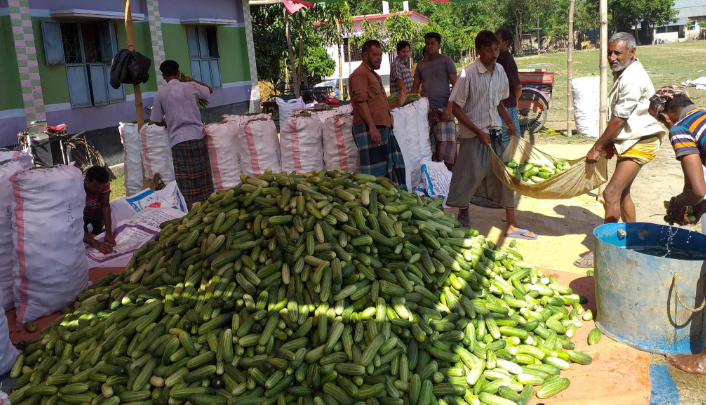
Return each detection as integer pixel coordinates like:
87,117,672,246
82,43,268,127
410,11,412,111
391,98,432,192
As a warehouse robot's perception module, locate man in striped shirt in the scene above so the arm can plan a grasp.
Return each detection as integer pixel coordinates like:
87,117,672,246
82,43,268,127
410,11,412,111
445,31,535,240
650,86,706,375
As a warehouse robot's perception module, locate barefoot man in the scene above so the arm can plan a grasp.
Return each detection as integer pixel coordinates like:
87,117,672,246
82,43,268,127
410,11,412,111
575,32,666,268
445,31,535,240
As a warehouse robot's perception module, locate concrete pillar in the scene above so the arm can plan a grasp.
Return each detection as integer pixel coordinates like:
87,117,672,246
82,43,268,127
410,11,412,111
145,0,166,89
8,0,46,135
403,2,409,11
242,0,262,113
382,1,389,14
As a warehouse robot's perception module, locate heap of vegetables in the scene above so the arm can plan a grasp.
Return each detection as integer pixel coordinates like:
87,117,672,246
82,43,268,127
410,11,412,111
387,92,421,107
9,170,599,405
179,73,209,110
505,160,571,184
663,200,698,224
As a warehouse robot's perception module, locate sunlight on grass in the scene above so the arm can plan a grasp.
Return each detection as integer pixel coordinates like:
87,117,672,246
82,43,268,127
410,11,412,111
110,174,126,202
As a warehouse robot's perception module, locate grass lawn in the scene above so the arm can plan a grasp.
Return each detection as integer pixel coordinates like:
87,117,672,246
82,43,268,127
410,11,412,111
110,174,126,202
513,40,706,134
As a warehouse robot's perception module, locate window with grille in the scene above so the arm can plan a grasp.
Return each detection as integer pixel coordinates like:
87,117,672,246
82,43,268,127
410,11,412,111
41,20,125,108
186,26,222,89
343,38,363,63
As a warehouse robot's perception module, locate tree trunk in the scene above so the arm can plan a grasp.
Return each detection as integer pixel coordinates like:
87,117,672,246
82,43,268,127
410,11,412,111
298,14,304,89
337,21,344,99
515,11,523,55
567,0,575,137
597,0,609,202
285,8,300,98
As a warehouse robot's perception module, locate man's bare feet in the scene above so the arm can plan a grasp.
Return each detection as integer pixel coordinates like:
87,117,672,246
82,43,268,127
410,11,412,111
667,350,706,374
574,252,594,268
457,208,471,227
505,224,536,239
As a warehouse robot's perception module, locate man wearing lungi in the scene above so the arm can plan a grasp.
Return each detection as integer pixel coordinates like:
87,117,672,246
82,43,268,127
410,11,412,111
350,40,409,190
411,33,458,171
446,31,536,240
150,60,215,209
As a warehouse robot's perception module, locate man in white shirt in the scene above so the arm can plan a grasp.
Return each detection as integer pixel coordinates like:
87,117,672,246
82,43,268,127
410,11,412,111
575,33,666,268
150,60,214,209
446,31,535,240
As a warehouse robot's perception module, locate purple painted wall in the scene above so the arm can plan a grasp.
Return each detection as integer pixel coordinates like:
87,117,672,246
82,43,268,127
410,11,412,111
0,0,9,9
45,85,250,134
158,0,243,23
0,117,26,147
28,0,143,14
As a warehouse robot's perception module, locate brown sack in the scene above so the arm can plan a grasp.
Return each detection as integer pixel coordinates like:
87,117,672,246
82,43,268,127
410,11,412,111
489,136,608,199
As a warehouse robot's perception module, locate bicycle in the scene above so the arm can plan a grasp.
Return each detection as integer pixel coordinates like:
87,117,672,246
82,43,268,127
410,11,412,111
17,120,111,176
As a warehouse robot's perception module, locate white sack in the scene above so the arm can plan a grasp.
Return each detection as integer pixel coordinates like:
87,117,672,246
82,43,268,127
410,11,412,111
110,181,187,228
0,286,19,376
118,122,143,196
310,104,354,124
0,149,20,162
238,119,281,177
11,164,89,324
0,152,33,311
322,114,359,173
140,123,176,183
391,98,432,192
572,77,600,138
276,97,305,124
86,207,185,269
205,121,242,190
280,114,325,174
421,160,452,199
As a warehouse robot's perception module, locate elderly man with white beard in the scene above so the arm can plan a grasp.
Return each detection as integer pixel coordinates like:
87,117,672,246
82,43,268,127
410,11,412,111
574,32,666,268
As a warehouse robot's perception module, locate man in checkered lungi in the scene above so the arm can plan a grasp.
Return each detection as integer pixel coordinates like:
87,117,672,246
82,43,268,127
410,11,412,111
411,32,458,171
150,60,215,209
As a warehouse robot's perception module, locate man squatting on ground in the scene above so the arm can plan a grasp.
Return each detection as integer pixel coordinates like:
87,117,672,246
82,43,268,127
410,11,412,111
349,40,409,189
575,32,666,268
444,31,536,240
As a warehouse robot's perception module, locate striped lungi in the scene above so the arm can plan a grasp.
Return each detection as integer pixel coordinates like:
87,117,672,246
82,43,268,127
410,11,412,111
171,137,215,209
501,107,520,149
352,124,407,191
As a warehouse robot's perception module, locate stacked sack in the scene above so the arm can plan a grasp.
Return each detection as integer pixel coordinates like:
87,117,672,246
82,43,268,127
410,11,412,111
10,164,90,323
280,111,325,174
322,113,359,173
140,123,176,184
391,97,432,192
118,122,143,196
238,118,281,177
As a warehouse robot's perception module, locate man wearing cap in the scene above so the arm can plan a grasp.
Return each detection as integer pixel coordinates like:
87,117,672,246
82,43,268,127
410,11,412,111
575,32,666,268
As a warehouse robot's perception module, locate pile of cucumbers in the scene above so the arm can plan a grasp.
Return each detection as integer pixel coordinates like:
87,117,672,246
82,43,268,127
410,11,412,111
504,159,571,184
8,169,598,405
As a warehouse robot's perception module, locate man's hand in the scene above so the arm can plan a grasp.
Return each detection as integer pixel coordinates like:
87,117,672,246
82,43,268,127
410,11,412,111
667,196,690,225
442,106,453,122
181,76,194,82
369,126,382,146
476,130,491,147
586,147,601,164
104,233,117,248
90,239,114,255
508,126,518,138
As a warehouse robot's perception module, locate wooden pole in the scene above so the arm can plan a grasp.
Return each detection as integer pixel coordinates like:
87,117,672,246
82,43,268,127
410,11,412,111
599,0,608,135
298,14,304,89
124,0,146,183
337,21,344,99
285,8,300,98
566,0,575,137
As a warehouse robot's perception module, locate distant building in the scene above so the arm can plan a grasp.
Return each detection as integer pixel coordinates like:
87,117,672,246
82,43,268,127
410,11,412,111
653,0,706,43
320,11,429,89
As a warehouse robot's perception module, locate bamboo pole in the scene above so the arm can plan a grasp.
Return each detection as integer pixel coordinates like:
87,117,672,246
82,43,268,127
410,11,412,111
566,0,575,137
599,0,608,134
124,0,146,183
337,21,344,99
285,8,300,98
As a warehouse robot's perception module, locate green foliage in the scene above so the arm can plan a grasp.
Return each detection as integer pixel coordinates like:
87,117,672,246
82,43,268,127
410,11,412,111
298,47,336,78
608,0,678,32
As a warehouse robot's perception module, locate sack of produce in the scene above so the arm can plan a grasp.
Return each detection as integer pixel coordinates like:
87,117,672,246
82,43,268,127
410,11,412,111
238,118,281,177
140,123,176,184
310,104,353,124
0,152,33,311
5,170,593,405
322,114,359,173
391,97,432,192
276,96,305,124
222,112,271,126
10,164,89,323
490,136,608,199
118,122,144,196
0,286,19,376
205,121,242,190
572,76,600,138
280,112,325,174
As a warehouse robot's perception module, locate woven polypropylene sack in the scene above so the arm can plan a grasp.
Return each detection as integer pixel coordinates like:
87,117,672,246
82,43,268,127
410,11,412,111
140,124,175,184
489,136,608,199
118,122,143,196
572,76,600,138
391,98,432,192
0,286,19,375
238,119,281,177
276,97,305,124
280,113,325,174
205,121,242,190
222,113,271,126
0,152,33,311
322,114,359,173
11,164,89,323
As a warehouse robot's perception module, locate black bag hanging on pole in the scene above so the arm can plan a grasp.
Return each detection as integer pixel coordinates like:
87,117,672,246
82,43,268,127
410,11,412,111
110,49,152,89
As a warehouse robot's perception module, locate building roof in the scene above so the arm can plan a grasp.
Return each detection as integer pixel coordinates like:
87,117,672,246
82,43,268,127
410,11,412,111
662,0,706,26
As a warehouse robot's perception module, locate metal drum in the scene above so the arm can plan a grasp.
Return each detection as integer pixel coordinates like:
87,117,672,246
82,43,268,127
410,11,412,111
594,222,706,354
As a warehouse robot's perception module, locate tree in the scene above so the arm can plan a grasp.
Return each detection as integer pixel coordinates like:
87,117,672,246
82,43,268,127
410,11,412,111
609,0,677,35
251,5,288,88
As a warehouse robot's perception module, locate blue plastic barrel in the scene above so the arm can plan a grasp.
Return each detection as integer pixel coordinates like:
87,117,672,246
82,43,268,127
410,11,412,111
594,222,706,354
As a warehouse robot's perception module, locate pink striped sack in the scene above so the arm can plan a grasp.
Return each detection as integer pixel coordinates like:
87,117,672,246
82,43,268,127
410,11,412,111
322,114,359,173
223,113,271,126
11,164,89,324
237,119,281,177
0,285,18,375
0,152,33,311
140,123,175,184
118,122,143,196
205,121,242,190
280,114,325,174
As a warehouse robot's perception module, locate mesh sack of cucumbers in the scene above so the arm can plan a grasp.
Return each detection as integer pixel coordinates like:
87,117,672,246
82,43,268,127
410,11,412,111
8,169,603,405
